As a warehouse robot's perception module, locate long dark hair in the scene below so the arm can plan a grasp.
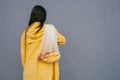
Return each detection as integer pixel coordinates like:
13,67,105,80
28,5,47,33
24,5,46,53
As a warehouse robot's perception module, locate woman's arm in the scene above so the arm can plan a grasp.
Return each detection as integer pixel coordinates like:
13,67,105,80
20,30,26,68
55,29,66,46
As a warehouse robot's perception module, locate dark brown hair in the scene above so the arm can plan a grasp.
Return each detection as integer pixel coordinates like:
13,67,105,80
24,5,47,53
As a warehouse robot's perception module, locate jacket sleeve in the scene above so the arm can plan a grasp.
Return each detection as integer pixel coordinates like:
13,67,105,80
41,52,61,64
55,28,66,46
20,30,26,68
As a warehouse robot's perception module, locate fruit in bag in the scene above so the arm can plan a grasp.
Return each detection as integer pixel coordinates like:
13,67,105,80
38,53,44,61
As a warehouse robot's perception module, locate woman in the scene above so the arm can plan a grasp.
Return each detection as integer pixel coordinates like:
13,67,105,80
20,5,66,80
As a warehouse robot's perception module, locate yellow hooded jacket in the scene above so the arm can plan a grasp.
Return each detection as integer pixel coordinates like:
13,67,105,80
20,22,66,80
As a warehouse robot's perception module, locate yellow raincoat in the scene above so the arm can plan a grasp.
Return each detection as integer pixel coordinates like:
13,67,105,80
20,22,66,80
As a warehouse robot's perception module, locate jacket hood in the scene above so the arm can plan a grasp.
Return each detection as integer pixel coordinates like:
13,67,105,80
26,22,46,43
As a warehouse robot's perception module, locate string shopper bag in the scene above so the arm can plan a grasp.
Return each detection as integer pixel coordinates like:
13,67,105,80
38,24,60,61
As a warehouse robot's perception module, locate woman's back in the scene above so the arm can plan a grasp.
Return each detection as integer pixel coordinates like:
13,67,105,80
20,21,66,80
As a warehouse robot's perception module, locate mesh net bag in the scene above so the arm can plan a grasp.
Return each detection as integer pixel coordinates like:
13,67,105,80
38,24,60,61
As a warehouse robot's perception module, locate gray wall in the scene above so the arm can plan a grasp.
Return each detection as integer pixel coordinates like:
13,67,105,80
0,0,120,80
